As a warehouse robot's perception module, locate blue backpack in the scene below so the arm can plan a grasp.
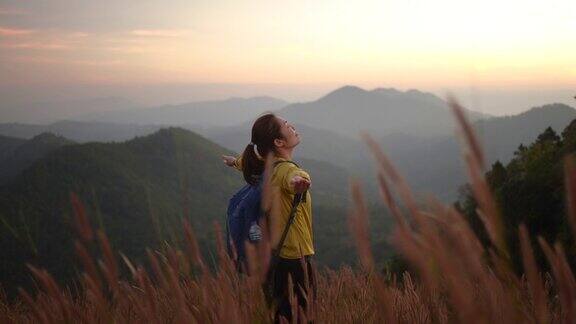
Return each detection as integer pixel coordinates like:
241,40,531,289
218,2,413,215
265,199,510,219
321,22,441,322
226,161,301,266
226,178,264,264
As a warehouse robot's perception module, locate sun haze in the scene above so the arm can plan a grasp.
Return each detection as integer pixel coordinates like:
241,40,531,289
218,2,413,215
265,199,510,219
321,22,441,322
0,0,574,115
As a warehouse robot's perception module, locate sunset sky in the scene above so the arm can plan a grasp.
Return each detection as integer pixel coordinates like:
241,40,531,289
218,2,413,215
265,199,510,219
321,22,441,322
0,0,574,116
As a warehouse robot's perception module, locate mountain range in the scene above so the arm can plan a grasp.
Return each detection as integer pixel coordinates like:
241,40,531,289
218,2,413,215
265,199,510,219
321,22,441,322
1,87,575,201
1,84,574,297
278,86,490,138
0,121,164,143
75,96,288,128
0,97,142,124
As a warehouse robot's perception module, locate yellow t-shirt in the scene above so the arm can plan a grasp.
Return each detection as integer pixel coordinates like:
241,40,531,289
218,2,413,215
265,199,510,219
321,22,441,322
233,156,314,259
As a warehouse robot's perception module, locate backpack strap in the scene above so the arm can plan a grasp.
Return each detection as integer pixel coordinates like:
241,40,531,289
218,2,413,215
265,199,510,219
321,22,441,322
272,191,306,258
270,159,308,258
263,188,306,303
262,160,308,304
273,160,299,167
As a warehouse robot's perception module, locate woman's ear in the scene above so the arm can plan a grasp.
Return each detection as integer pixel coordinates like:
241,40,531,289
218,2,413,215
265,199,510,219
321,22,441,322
274,138,285,148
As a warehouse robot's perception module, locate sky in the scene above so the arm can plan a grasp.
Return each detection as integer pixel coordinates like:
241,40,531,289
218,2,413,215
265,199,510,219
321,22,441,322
0,0,575,118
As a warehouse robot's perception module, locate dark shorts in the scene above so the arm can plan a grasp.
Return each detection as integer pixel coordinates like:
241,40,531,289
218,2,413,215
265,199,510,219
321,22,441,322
273,255,317,323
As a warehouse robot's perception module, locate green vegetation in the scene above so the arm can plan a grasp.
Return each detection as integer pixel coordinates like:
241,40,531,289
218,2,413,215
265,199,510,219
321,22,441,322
0,128,244,296
0,132,74,184
457,119,576,272
0,134,26,162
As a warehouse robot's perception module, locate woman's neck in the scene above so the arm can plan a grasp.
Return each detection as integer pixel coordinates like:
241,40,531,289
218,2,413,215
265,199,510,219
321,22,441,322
275,147,293,160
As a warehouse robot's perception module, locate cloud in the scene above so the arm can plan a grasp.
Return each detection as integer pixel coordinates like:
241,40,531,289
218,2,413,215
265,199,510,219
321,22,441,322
130,29,189,38
0,27,35,36
105,46,154,54
69,32,90,38
10,56,125,67
0,42,72,50
9,56,61,64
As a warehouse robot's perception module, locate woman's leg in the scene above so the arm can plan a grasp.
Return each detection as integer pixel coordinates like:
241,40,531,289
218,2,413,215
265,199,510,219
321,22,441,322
273,257,316,323
273,258,292,323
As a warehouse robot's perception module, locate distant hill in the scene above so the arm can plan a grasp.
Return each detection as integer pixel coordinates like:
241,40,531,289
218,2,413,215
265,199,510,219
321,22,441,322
371,103,576,201
0,132,74,184
0,120,164,142
2,89,571,204
0,97,142,124
475,103,576,163
76,96,289,127
278,86,490,138
0,85,489,148
0,134,26,162
202,102,576,201
0,96,287,142
0,123,47,140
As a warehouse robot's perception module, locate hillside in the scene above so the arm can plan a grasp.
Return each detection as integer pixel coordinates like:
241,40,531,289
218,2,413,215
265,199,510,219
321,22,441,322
0,132,75,184
0,134,26,162
0,128,245,295
457,118,576,272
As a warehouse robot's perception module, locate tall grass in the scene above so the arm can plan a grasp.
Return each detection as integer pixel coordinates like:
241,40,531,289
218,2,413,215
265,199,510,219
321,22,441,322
1,99,575,323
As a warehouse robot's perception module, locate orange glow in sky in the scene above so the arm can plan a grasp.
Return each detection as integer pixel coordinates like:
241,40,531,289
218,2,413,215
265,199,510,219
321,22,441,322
0,0,574,90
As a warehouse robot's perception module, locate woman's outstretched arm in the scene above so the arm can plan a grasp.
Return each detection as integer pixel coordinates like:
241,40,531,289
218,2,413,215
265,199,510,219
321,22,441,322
222,155,243,171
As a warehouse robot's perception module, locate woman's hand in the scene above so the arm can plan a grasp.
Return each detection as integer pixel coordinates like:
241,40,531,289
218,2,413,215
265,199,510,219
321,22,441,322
222,155,236,167
290,175,311,193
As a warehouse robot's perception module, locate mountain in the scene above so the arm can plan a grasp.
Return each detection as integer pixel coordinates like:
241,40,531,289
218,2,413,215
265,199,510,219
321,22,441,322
0,120,164,143
278,85,490,138
0,132,75,184
0,123,47,140
370,103,576,201
200,102,576,202
475,103,576,163
0,128,244,295
0,97,142,124
0,96,287,142
76,96,289,127
0,127,353,296
0,134,26,162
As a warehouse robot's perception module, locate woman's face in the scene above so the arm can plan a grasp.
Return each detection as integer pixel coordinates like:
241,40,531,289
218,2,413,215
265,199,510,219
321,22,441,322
276,117,300,149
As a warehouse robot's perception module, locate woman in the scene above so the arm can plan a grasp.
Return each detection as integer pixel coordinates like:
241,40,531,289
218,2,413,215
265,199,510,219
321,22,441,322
222,113,316,323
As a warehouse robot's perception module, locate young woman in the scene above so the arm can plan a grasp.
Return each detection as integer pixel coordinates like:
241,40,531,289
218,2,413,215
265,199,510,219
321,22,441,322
222,113,316,322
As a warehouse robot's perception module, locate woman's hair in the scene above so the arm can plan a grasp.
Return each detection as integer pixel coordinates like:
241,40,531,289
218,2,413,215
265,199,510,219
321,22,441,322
241,113,283,185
